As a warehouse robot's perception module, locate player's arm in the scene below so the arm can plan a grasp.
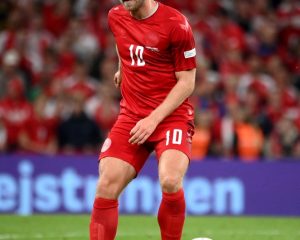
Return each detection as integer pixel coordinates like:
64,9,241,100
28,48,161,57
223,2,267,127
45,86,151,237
151,68,196,121
114,45,122,88
107,10,122,88
129,68,196,145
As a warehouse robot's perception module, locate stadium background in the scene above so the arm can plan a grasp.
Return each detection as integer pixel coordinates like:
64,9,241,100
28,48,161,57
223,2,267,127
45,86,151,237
0,0,300,239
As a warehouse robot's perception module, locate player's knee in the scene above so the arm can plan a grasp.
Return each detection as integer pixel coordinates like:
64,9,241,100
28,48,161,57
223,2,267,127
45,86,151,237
96,177,119,199
160,175,182,193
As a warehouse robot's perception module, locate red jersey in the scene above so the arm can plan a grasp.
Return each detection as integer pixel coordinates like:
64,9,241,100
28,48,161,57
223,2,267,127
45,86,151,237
23,115,57,147
108,3,196,122
0,98,33,146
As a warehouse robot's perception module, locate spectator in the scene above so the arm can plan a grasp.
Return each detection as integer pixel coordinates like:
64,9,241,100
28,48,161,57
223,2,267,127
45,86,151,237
25,13,54,75
0,78,33,151
85,83,119,135
237,54,276,104
42,0,71,38
233,0,253,33
64,58,97,100
0,8,24,56
78,0,108,50
253,18,279,59
214,7,246,62
267,116,300,158
67,18,100,64
18,95,58,155
192,110,213,159
58,92,102,154
216,98,238,158
219,47,249,80
233,107,264,161
0,49,25,98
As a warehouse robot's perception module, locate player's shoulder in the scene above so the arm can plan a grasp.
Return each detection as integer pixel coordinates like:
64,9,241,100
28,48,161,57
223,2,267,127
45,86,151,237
108,4,128,19
159,3,189,25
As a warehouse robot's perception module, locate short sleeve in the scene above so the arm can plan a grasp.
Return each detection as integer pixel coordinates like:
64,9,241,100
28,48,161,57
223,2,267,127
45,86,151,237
170,18,196,72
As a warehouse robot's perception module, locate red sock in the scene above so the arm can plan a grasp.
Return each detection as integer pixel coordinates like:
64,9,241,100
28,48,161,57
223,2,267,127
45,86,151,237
90,197,118,240
158,189,186,240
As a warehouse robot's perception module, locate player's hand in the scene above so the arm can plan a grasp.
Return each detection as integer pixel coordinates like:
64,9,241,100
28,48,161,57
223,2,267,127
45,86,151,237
114,70,122,88
129,116,159,145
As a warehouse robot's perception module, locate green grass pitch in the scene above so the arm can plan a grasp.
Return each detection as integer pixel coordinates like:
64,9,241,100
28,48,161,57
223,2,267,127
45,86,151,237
0,215,299,240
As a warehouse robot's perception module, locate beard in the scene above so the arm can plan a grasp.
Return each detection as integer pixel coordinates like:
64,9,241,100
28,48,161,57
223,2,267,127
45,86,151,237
119,0,145,12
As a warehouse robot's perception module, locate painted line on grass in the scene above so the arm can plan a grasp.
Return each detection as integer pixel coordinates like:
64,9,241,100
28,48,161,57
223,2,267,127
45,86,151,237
0,233,85,239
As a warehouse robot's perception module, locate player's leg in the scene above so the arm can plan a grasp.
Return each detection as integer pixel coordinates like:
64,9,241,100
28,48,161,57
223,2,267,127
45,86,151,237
90,157,136,240
90,115,151,240
157,149,189,240
96,157,136,199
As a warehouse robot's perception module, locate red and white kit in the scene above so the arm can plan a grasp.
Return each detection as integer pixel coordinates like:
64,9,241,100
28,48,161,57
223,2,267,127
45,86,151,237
99,2,197,173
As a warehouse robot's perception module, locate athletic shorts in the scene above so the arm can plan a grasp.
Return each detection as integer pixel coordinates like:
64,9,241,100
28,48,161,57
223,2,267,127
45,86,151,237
99,114,194,174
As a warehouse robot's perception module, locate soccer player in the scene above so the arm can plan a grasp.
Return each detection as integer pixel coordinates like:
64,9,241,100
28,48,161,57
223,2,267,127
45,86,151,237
90,0,196,239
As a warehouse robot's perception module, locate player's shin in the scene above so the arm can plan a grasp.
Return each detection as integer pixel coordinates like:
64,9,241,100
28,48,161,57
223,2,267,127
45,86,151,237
90,197,119,240
157,189,186,240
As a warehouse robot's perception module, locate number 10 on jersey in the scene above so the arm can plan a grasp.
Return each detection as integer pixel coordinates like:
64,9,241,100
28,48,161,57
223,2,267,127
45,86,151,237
166,129,183,145
129,44,145,66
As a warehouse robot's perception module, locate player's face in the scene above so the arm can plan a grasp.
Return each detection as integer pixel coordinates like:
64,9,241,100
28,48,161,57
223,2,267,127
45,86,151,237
119,0,145,12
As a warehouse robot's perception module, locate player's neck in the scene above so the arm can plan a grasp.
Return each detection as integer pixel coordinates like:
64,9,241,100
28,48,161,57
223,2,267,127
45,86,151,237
131,0,158,20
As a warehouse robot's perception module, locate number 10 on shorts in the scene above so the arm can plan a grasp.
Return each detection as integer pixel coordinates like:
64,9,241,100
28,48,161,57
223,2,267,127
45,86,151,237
166,129,183,145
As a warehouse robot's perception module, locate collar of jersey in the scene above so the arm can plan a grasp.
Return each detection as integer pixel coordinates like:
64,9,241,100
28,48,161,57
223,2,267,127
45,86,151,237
130,1,159,21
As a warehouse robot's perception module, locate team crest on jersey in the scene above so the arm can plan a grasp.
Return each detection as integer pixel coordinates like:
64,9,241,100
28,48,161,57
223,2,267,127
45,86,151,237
101,138,112,152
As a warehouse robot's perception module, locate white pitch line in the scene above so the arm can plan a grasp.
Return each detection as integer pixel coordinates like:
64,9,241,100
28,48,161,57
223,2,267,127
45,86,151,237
0,233,85,239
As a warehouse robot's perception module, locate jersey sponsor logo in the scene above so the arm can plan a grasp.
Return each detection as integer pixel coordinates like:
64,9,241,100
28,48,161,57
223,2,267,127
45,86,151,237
145,46,160,52
101,138,112,152
184,48,196,59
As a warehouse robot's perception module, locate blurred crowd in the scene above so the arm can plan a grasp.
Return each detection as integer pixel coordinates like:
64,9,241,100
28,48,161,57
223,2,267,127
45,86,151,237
0,0,299,160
